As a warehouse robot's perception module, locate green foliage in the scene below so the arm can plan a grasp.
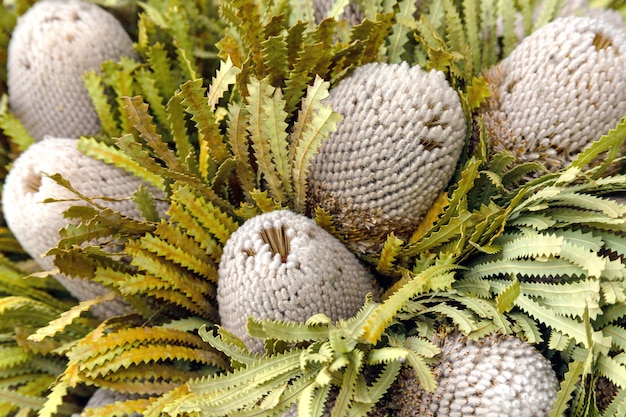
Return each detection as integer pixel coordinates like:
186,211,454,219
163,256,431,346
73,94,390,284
1,0,626,416
164,300,434,417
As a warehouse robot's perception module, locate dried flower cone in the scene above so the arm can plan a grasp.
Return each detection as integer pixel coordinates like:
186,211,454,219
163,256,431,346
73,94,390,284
7,0,136,141
381,332,558,416
217,210,377,353
2,137,168,319
480,16,626,173
307,62,466,254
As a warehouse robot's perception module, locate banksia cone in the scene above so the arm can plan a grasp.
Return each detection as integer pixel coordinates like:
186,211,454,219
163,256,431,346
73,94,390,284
307,62,466,254
2,137,167,319
481,16,626,173
381,332,558,417
7,0,136,141
217,210,376,353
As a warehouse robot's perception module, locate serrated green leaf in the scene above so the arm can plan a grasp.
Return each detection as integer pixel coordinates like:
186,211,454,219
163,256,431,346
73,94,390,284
83,70,120,137
496,278,519,314
208,57,241,110
178,78,229,172
28,293,115,343
387,0,417,63
549,359,585,417
247,317,330,343
515,294,589,347
246,77,288,203
376,233,404,276
290,76,342,213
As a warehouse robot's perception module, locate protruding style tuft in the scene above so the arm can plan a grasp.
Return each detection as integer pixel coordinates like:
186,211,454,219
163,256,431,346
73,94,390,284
217,210,377,353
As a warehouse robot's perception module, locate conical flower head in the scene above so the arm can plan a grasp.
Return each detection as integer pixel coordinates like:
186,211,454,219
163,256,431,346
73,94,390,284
307,62,466,254
7,0,136,141
2,137,167,318
382,332,558,416
481,16,626,172
217,210,376,352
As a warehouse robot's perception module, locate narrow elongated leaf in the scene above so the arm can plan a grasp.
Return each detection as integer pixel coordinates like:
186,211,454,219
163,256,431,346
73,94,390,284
208,57,241,110
290,76,342,212
246,77,288,203
549,359,585,417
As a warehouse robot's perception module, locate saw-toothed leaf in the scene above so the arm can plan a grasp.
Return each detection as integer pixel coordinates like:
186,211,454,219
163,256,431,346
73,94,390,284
83,70,119,137
138,232,217,280
573,117,626,177
152,217,219,265
121,95,184,172
497,0,517,57
145,42,178,98
362,263,458,344
290,76,342,213
442,0,466,55
165,94,197,174
263,84,293,199
515,294,589,347
198,325,259,367
171,183,238,244
247,317,329,343
166,201,221,255
167,6,197,80
550,192,626,219
298,382,331,417
262,34,288,88
386,0,417,64
178,352,303,414
549,359,585,417
559,242,608,279
604,325,626,352
246,77,288,203
376,233,404,276
28,293,115,343
38,375,70,417
464,258,585,281
135,69,169,131
226,102,256,193
178,78,229,169
208,57,241,110
509,312,543,344
500,232,564,260
77,137,166,192
331,350,363,417
134,184,161,223
126,244,213,311
533,0,563,31
596,354,626,391
496,278,519,314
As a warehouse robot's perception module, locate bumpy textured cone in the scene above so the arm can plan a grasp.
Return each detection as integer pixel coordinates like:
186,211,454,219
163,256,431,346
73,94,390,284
307,62,466,254
481,16,626,173
380,332,558,417
2,137,168,319
7,0,136,141
217,210,376,353
312,0,363,25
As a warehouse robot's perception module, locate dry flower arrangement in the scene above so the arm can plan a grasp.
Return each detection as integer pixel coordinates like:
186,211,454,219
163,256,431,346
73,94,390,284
0,0,626,417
